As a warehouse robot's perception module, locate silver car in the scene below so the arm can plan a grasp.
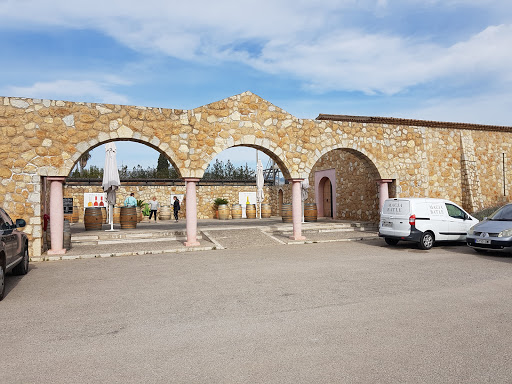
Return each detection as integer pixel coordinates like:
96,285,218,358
466,204,512,253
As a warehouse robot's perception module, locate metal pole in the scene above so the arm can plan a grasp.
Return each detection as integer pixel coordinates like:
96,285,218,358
256,150,260,218
503,153,506,196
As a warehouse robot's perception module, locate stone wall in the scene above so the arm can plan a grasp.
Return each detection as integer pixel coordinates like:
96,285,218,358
63,183,279,220
2,91,512,257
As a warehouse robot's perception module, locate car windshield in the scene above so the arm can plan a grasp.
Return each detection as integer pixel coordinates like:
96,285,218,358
489,204,512,221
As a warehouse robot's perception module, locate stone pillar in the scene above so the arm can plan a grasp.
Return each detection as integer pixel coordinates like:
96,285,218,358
290,178,306,240
377,179,393,213
47,177,66,255
184,178,200,247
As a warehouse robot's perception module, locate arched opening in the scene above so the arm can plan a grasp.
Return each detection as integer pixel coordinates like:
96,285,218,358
68,140,181,179
309,148,382,222
41,139,186,253
201,145,291,219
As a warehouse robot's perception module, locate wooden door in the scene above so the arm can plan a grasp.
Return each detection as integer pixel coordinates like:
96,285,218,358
323,179,332,218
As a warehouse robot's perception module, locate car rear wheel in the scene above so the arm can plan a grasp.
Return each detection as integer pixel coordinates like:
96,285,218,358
0,263,5,301
385,238,399,245
12,247,29,276
419,232,434,250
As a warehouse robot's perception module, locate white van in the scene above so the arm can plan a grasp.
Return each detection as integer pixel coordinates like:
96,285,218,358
379,198,478,250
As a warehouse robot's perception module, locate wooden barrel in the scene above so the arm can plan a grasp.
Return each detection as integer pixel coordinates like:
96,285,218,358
64,213,73,222
46,220,72,250
231,204,242,219
113,206,121,224
84,207,103,230
120,207,137,229
282,203,292,223
304,203,318,222
218,204,230,220
159,206,172,220
101,207,107,224
261,203,271,218
72,206,79,223
136,206,142,223
246,204,256,219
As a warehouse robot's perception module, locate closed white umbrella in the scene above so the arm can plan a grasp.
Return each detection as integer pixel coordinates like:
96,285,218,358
256,159,264,219
102,142,121,231
301,179,309,223
301,179,309,201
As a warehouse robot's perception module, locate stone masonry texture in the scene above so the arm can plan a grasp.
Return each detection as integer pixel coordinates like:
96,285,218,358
1,91,511,257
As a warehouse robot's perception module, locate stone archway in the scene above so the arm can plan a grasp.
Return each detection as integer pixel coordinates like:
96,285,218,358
309,148,382,222
59,140,182,221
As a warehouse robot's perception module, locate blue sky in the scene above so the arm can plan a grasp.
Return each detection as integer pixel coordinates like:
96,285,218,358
1,0,512,171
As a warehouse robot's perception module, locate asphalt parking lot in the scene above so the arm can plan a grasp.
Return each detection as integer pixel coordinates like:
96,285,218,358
2,239,512,383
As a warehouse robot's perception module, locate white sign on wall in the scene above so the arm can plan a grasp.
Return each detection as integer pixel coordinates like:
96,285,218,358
239,192,257,218
84,193,107,209
170,194,185,206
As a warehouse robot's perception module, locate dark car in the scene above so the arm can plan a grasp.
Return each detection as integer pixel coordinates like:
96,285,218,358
0,208,29,301
466,203,512,253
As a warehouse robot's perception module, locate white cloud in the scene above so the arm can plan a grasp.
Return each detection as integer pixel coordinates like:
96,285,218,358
1,0,512,95
247,24,512,94
1,79,130,104
397,91,512,126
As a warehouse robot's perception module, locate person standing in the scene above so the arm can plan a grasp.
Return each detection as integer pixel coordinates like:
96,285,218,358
173,196,180,222
124,192,137,207
148,196,160,222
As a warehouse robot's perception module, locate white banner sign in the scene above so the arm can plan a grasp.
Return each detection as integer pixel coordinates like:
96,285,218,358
84,193,107,209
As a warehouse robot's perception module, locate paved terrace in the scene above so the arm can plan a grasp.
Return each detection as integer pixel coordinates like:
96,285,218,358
34,217,379,261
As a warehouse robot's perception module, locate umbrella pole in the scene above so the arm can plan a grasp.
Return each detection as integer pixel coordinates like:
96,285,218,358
105,204,118,232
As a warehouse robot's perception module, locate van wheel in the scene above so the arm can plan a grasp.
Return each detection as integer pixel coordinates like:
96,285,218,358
419,232,434,250
385,238,399,246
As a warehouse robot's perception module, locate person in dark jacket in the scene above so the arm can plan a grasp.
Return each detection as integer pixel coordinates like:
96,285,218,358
173,196,180,222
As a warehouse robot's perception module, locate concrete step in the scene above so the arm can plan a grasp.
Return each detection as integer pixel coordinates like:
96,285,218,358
72,230,201,246
270,222,378,236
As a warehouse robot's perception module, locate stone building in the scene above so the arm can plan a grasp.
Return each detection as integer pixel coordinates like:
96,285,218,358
1,91,511,258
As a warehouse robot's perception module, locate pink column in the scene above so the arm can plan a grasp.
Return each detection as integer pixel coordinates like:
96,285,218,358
378,179,392,213
47,177,66,255
184,178,200,247
290,178,306,240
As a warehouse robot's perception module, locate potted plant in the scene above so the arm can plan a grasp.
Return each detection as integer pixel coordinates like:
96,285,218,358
141,202,150,222
214,197,229,219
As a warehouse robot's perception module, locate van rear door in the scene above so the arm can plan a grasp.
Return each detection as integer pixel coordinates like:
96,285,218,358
380,199,411,237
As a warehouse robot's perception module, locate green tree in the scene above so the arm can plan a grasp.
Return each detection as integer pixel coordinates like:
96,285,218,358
78,151,91,173
225,160,235,179
156,153,170,178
